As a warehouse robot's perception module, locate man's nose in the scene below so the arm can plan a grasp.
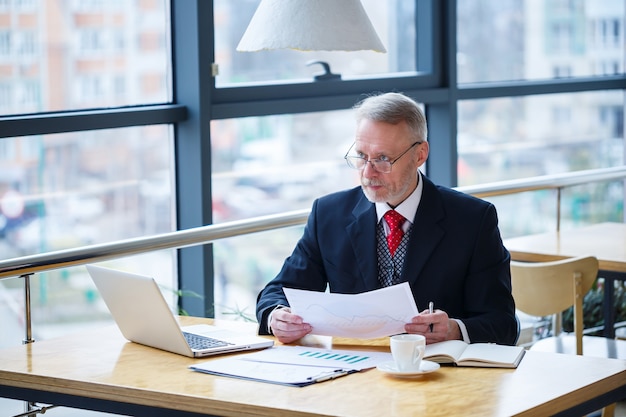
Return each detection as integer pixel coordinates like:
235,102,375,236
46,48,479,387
362,160,377,176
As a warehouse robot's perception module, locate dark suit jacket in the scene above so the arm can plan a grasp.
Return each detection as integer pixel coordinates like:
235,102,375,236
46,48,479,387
256,175,518,345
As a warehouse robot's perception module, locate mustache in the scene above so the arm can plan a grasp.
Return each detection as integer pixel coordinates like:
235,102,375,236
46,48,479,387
362,178,384,187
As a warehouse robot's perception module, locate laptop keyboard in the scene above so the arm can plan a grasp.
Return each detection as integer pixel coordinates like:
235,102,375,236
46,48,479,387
183,332,234,350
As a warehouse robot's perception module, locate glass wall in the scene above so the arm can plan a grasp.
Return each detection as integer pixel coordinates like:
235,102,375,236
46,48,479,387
458,91,624,186
207,0,626,319
211,111,359,222
1,127,174,257
0,0,171,116
457,0,625,83
1,0,624,348
456,0,625,238
213,0,417,86
0,126,176,345
210,110,364,317
0,0,174,348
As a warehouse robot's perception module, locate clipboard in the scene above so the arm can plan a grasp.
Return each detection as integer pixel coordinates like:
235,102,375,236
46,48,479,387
190,345,392,387
191,358,354,387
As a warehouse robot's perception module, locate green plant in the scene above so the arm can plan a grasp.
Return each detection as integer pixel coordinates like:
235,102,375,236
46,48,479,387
163,285,258,322
562,278,626,335
160,286,204,316
217,304,257,322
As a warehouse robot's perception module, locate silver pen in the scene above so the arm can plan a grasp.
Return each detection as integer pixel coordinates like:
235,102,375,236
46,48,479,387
428,301,434,332
312,369,349,383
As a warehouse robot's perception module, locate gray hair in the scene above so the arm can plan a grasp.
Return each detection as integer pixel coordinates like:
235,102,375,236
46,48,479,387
354,92,428,143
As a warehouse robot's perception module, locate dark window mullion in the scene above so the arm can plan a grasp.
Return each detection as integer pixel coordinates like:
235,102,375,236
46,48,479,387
0,104,187,139
210,87,449,120
458,75,626,100
173,0,216,318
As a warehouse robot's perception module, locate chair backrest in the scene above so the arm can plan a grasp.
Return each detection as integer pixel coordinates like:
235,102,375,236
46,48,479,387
510,256,599,355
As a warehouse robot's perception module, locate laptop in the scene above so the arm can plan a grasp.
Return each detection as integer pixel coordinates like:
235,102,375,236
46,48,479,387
86,264,274,358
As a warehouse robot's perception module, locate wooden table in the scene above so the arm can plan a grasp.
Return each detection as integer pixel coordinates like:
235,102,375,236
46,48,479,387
0,317,625,417
504,222,626,338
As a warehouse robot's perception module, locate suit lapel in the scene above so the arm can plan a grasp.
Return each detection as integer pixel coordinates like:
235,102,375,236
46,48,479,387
346,195,380,290
402,176,445,286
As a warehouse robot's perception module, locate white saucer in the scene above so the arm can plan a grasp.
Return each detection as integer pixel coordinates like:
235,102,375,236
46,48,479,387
376,360,440,376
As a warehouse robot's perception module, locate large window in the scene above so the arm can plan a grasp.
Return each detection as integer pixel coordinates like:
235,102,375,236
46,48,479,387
456,0,625,238
213,0,417,87
0,127,176,343
0,0,171,116
1,128,174,258
210,110,363,317
458,91,624,186
457,0,625,83
0,0,175,349
211,111,359,222
1,0,624,351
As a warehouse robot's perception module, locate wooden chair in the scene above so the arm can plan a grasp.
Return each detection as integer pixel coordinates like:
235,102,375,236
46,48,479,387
510,256,626,417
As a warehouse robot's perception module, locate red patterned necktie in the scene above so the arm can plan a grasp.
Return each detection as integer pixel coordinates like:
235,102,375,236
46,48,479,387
384,210,406,257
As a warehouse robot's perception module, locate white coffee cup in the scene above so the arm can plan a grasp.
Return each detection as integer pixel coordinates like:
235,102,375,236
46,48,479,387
390,334,426,371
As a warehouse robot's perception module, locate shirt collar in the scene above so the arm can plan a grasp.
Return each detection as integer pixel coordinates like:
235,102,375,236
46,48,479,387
375,170,423,224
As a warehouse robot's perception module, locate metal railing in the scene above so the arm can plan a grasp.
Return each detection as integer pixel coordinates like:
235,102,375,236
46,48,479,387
1,165,626,343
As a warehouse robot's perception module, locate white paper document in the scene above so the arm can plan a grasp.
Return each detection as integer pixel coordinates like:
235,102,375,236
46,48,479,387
283,282,419,338
190,345,392,387
246,345,392,370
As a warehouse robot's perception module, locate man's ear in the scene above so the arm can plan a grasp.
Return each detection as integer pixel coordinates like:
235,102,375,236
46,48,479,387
417,141,429,166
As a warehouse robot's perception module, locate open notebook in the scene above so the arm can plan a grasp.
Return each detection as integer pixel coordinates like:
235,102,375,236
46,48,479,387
86,265,273,358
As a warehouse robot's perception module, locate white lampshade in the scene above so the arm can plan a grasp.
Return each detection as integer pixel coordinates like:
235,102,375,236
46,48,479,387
236,0,387,53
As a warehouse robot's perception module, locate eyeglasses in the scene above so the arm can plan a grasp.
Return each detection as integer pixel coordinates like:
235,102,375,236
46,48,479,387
344,141,422,173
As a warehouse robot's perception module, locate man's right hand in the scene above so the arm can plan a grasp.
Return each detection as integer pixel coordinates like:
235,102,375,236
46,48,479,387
269,307,313,343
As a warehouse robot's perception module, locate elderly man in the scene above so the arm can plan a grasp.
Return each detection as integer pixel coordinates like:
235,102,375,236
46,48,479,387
256,92,518,346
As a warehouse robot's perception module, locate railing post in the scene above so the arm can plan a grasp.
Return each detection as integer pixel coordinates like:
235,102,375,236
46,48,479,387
21,273,35,344
556,187,562,232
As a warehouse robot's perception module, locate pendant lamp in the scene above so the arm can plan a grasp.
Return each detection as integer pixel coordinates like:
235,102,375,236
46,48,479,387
236,0,386,53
